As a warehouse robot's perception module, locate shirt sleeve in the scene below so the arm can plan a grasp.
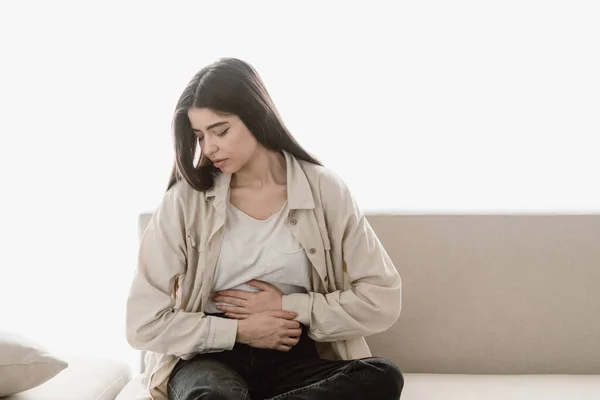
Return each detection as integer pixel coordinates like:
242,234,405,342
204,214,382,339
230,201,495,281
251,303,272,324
125,182,238,356
282,171,402,341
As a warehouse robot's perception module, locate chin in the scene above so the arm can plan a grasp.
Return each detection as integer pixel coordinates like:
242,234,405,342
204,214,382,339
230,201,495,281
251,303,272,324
218,164,237,174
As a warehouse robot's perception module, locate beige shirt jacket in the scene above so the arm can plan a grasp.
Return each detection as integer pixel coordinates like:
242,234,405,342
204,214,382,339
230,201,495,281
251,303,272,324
126,150,402,399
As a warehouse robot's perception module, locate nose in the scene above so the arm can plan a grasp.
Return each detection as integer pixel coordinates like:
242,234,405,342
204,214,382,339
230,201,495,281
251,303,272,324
201,135,218,157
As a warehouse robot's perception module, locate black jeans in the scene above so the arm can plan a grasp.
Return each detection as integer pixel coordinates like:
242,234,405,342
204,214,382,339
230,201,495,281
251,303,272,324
167,317,403,400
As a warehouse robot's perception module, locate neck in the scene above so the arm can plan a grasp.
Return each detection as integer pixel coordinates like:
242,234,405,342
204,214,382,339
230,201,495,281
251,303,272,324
231,148,286,189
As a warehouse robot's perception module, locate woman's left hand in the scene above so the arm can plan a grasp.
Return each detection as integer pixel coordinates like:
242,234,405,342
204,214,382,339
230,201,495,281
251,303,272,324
214,280,284,319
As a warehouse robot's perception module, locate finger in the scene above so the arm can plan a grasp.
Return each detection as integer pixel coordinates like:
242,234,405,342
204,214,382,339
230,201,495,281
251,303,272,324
216,290,249,300
217,304,249,314
246,280,276,291
283,320,301,329
282,337,300,346
276,344,292,352
286,328,302,337
224,312,250,320
215,296,247,307
268,310,297,320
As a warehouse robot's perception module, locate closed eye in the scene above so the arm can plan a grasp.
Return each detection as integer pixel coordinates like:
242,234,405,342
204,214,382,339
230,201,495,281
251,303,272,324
196,128,229,142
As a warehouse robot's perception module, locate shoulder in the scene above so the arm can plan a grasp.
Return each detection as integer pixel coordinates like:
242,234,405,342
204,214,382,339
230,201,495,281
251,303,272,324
163,179,194,206
157,178,205,220
297,160,356,210
298,160,347,189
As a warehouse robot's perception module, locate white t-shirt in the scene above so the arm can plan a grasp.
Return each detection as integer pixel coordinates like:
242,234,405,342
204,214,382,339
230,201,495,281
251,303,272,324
203,200,312,313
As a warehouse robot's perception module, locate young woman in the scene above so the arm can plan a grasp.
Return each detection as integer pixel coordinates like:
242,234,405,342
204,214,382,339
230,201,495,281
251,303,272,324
126,58,404,400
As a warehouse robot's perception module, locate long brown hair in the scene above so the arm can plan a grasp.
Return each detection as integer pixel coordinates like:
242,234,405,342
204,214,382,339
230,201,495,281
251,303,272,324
166,58,322,192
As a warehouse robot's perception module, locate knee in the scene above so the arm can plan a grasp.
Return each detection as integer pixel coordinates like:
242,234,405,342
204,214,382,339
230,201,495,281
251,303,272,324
357,358,404,398
169,384,247,400
179,389,225,400
168,360,249,400
188,389,236,400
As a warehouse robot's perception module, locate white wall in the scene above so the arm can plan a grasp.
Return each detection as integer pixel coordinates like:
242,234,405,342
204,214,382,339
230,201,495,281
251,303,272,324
1,0,598,370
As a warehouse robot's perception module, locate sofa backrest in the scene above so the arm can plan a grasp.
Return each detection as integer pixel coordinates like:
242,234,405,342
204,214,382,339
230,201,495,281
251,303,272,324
137,213,600,374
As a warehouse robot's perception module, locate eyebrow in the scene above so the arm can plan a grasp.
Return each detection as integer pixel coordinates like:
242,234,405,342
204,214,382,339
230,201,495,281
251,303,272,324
191,121,228,133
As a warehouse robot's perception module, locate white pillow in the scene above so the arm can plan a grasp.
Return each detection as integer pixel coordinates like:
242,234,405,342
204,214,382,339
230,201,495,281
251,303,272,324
0,330,68,397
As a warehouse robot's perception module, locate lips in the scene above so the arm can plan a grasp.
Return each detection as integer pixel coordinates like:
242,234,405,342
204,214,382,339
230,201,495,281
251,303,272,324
213,159,227,168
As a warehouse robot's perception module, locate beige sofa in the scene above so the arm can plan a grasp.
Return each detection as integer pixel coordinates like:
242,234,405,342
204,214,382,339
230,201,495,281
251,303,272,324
116,213,600,399
4,356,131,400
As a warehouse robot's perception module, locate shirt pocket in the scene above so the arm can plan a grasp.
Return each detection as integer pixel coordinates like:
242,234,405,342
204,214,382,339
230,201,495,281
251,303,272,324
268,244,305,255
266,245,306,272
265,234,306,261
181,226,209,310
186,226,208,253
264,243,312,288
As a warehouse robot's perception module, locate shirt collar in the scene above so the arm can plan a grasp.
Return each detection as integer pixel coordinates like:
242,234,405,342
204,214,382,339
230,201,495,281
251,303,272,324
205,150,315,211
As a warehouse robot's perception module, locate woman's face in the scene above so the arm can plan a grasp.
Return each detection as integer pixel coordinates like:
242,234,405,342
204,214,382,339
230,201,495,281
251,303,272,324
188,107,259,173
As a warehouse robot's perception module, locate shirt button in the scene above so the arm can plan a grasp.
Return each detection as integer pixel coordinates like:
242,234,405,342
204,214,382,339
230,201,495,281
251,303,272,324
290,219,297,225
309,248,317,254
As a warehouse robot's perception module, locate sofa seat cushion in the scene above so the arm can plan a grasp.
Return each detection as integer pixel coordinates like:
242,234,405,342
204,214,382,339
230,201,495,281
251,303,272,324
115,375,145,400
6,356,131,400
402,373,600,400
116,372,600,400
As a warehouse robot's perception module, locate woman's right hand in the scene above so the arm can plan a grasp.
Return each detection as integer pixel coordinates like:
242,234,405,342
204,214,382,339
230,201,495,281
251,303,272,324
236,310,302,351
